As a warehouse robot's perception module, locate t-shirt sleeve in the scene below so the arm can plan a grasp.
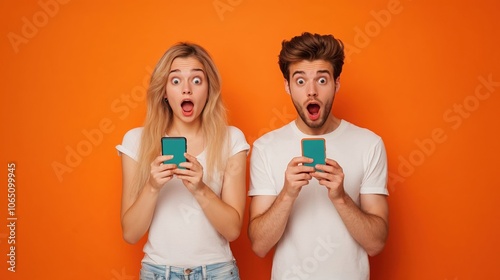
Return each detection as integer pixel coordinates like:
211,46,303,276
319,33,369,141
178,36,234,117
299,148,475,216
115,127,143,162
248,143,278,196
229,126,250,156
360,138,389,195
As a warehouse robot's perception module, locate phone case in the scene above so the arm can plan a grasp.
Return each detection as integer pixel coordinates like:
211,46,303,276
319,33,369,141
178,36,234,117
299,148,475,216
301,138,326,171
161,137,187,169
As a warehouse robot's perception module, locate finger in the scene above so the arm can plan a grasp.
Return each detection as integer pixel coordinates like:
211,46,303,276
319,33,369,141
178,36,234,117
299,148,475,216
288,172,313,184
174,174,191,181
290,178,312,189
314,164,334,174
183,153,197,163
311,171,331,181
178,160,196,170
152,155,173,166
287,161,315,173
296,165,316,174
172,168,190,176
156,163,177,172
325,159,344,174
163,168,174,176
182,155,203,171
297,172,313,181
288,156,314,167
153,168,169,179
313,172,343,187
325,158,342,169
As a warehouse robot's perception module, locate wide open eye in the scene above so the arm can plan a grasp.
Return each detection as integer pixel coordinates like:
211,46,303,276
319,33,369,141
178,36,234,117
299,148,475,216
172,77,180,85
296,78,305,85
318,77,327,84
193,77,202,85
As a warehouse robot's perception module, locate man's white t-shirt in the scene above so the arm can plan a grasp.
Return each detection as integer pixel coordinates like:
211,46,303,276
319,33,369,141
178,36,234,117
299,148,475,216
249,120,388,280
117,126,249,267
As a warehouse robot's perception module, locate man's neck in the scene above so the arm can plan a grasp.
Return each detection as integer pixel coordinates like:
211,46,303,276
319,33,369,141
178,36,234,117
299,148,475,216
295,115,341,135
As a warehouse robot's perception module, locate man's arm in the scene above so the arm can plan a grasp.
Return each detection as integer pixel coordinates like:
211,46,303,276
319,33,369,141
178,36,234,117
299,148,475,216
332,193,388,256
313,158,389,256
248,156,315,257
248,193,293,258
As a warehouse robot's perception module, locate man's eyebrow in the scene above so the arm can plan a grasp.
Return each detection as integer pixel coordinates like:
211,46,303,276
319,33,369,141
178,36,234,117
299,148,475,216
291,70,305,78
317,69,331,75
291,69,331,78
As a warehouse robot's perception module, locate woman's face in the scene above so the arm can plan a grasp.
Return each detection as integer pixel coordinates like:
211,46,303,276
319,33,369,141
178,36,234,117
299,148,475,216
165,56,209,123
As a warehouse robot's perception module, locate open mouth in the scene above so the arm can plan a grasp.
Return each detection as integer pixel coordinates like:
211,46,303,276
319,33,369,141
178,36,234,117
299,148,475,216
181,100,194,116
307,103,320,120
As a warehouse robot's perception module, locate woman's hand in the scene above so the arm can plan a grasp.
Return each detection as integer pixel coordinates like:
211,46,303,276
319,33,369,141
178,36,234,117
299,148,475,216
173,153,205,193
148,155,177,191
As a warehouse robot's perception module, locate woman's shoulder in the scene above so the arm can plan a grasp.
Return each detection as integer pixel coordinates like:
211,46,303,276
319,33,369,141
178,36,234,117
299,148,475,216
123,127,144,138
227,125,244,136
121,127,144,145
227,126,248,142
116,127,144,161
227,126,250,152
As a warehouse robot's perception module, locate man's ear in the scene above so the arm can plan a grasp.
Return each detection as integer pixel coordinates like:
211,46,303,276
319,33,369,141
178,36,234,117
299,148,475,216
284,79,291,95
334,77,341,93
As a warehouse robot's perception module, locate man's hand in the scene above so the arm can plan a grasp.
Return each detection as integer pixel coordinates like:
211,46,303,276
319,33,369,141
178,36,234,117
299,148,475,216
312,158,346,202
283,156,316,198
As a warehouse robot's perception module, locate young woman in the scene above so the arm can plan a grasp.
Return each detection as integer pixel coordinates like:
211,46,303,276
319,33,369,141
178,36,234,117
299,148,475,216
116,42,249,280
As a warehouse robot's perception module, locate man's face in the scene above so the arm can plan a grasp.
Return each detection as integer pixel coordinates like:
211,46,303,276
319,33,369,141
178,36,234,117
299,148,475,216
286,59,339,130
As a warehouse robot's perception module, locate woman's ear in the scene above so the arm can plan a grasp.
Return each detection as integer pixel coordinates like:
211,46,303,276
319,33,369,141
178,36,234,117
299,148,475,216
164,87,170,101
163,90,169,104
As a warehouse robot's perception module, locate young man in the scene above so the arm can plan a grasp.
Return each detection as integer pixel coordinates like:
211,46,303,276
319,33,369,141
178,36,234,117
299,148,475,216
248,32,389,279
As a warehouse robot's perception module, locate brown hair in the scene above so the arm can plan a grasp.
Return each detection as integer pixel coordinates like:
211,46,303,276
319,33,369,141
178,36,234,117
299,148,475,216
278,32,345,81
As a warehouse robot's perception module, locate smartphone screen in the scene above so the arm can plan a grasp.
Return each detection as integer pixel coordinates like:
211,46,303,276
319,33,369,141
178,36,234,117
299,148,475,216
161,137,187,169
301,138,326,171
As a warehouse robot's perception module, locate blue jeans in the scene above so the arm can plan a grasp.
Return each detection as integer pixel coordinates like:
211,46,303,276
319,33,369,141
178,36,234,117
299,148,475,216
140,260,240,280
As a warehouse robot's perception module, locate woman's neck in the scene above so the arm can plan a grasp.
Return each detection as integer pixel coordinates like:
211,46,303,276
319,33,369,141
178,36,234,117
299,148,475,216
167,120,203,138
167,119,205,156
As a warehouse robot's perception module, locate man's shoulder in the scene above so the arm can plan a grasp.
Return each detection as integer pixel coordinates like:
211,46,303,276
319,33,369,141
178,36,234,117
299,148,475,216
341,120,382,143
253,122,294,148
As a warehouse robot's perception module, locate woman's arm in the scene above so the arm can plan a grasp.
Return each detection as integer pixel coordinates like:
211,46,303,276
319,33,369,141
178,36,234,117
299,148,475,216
120,154,175,244
175,151,247,241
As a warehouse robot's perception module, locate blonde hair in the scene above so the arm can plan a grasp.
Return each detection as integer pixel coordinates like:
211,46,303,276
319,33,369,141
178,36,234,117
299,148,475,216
132,42,229,197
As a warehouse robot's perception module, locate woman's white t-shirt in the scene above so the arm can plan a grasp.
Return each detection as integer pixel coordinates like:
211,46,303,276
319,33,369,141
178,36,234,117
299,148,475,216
117,126,249,267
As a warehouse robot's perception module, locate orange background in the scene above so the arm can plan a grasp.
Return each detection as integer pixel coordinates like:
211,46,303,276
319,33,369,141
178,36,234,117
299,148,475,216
1,0,499,279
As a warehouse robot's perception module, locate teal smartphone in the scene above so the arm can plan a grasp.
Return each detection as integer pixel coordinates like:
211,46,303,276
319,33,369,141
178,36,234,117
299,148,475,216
161,137,187,169
301,138,326,171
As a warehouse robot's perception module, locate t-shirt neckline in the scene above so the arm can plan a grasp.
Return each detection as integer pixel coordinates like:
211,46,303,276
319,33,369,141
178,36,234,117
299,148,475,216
290,119,348,139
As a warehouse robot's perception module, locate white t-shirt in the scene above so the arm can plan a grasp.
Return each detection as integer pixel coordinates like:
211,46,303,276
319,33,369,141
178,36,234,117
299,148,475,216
116,126,249,267
249,120,388,280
